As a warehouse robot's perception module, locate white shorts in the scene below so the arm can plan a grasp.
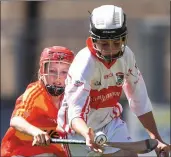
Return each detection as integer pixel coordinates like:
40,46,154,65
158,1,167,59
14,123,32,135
67,117,132,157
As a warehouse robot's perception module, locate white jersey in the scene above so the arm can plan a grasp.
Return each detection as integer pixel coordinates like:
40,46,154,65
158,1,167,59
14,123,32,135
57,38,152,133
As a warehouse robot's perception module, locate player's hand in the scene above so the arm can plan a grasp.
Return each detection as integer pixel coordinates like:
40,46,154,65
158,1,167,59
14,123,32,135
155,139,169,157
56,125,66,137
32,130,50,146
85,127,103,154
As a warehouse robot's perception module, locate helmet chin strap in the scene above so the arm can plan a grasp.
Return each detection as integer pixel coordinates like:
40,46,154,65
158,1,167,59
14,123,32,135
96,50,123,62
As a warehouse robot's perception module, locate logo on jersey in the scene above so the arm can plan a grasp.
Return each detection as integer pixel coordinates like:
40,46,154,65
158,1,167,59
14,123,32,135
104,73,113,79
116,72,124,86
127,136,132,140
74,80,84,87
94,81,101,86
91,80,101,89
127,63,141,84
90,91,120,103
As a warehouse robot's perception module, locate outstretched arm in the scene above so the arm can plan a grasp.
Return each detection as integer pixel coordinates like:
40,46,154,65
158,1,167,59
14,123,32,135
138,111,169,156
10,116,44,136
11,94,50,146
10,116,50,146
122,47,169,156
71,117,89,138
71,117,102,153
138,111,161,140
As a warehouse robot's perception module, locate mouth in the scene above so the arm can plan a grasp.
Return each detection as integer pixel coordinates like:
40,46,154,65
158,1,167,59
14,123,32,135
52,83,62,86
101,50,120,56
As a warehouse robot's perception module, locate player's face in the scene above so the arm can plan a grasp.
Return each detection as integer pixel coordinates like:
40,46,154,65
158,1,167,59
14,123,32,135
94,39,122,56
45,62,70,87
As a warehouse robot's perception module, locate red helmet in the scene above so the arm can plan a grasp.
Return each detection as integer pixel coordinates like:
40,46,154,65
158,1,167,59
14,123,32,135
39,46,74,75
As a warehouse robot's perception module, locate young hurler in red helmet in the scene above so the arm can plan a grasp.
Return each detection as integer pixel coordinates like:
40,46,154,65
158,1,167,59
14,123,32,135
1,46,74,157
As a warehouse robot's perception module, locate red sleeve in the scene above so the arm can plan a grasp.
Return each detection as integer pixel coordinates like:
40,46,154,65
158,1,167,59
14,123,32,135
11,83,41,120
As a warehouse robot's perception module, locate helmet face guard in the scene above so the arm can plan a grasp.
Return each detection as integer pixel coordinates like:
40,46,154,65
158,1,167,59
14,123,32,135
41,61,69,96
92,37,127,62
89,5,128,61
39,46,74,96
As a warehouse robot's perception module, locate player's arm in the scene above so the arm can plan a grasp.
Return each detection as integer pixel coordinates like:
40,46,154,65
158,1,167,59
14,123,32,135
123,47,153,117
71,118,97,148
138,112,162,141
123,47,169,156
66,53,93,137
58,51,102,152
138,112,169,156
71,118,89,138
123,47,158,135
10,116,46,137
71,118,101,153
58,50,93,135
10,95,50,146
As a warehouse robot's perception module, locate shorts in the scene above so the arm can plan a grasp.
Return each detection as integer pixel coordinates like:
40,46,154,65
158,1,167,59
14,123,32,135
67,117,132,157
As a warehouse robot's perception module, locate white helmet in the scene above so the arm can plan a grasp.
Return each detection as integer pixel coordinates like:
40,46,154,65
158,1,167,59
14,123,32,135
89,5,127,60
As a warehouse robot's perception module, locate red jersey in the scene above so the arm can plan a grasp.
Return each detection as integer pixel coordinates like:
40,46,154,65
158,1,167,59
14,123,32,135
1,81,67,157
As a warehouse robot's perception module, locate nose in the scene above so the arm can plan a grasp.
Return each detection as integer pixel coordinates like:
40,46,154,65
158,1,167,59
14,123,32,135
110,41,120,49
55,77,62,85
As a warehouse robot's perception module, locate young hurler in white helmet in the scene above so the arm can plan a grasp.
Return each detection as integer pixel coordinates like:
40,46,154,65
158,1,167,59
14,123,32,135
57,5,169,157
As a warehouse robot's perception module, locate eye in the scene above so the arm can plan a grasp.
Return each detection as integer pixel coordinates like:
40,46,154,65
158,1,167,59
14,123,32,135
60,71,68,75
113,42,121,47
101,43,109,46
49,69,56,73
113,39,121,44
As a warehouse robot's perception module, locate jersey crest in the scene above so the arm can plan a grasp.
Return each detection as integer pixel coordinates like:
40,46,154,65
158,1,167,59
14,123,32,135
116,72,124,86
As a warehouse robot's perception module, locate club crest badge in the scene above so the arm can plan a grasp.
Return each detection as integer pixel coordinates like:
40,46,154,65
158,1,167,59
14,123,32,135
116,72,124,86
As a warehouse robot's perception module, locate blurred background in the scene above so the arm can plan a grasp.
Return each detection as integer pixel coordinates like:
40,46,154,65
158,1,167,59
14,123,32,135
1,1,170,156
